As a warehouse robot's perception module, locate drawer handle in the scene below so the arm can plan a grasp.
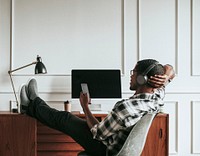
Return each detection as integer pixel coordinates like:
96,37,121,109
159,128,163,138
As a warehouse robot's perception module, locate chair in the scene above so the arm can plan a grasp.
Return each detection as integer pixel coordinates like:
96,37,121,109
116,113,156,156
77,113,156,156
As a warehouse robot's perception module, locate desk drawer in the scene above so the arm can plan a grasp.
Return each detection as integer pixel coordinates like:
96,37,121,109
37,122,83,155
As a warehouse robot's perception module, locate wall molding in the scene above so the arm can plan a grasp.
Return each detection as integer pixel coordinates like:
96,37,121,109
191,101,200,154
164,101,179,154
137,0,178,74
191,0,200,76
10,0,126,76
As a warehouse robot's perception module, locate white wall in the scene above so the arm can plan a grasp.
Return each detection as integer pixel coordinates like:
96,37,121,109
0,0,200,155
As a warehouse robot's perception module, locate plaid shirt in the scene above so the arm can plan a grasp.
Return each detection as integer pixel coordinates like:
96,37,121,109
91,88,165,156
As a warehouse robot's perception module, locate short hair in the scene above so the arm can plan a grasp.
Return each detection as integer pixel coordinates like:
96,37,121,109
135,59,165,78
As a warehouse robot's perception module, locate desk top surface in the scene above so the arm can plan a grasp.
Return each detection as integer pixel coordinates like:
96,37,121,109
0,111,168,118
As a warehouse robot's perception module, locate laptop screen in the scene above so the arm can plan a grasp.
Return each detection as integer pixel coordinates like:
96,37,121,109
71,69,122,98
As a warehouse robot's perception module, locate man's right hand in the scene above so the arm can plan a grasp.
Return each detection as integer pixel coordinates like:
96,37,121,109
148,74,168,88
148,64,175,88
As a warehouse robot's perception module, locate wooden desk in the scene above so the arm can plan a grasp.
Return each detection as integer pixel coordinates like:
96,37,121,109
0,112,168,156
141,113,169,156
37,112,107,156
0,112,36,156
37,112,168,156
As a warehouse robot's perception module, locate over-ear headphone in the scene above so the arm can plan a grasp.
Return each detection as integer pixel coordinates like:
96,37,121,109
136,62,158,85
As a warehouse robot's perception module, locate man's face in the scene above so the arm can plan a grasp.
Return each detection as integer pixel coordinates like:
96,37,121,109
129,66,138,90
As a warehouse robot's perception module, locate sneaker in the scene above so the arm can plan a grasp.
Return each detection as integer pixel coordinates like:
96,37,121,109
26,78,39,100
19,84,30,114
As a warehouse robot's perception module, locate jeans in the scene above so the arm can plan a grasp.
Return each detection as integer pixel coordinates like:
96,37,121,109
27,97,107,156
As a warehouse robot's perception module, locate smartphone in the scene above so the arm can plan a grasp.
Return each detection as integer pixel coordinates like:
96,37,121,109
81,83,91,104
81,83,89,94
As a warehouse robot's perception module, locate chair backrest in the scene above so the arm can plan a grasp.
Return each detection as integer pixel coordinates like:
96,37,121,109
116,113,156,156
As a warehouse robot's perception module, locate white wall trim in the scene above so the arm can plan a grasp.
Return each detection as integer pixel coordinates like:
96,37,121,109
191,101,200,154
191,0,200,76
165,101,179,155
137,0,178,74
10,0,126,76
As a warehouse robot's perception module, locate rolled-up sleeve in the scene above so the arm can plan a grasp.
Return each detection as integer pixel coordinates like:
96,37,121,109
90,111,124,141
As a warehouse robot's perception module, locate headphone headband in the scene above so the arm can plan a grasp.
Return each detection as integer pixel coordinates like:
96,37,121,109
136,61,159,85
142,62,159,76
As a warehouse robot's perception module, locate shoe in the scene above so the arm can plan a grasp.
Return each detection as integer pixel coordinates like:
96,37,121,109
26,78,39,100
19,84,30,114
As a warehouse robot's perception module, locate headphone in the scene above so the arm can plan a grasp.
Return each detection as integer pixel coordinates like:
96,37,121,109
136,62,159,85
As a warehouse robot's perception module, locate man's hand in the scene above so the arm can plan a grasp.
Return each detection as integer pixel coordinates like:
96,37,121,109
164,64,175,80
79,92,91,110
79,92,99,128
148,74,168,88
148,64,175,88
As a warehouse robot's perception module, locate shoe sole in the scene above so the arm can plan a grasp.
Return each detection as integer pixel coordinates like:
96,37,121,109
18,83,26,113
26,77,39,100
26,77,36,98
26,77,36,87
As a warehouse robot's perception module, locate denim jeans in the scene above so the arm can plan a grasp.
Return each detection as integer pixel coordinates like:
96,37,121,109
27,97,107,156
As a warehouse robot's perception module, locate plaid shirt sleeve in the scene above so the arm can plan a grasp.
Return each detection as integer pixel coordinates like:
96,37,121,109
90,110,124,140
91,89,165,141
90,100,144,140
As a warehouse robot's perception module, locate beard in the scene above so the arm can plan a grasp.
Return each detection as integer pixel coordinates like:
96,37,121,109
129,84,136,91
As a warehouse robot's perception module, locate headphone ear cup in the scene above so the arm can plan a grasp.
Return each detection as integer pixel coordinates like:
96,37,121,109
137,75,148,85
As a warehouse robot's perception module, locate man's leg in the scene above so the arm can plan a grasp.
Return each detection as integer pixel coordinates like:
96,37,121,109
27,97,106,156
20,78,106,156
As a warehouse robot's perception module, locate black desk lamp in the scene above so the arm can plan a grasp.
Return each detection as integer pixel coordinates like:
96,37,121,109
8,55,47,112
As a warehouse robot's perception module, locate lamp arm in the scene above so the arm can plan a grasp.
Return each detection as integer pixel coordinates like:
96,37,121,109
8,61,37,74
8,73,19,108
8,61,37,112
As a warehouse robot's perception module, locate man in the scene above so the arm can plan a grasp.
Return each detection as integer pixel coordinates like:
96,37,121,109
19,59,175,156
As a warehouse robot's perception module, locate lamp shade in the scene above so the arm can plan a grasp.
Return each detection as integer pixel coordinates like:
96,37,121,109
35,55,47,74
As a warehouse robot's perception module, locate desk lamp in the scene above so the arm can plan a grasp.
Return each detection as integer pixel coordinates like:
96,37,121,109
8,55,47,112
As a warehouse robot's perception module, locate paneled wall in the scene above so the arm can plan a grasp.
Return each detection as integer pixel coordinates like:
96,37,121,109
0,0,199,155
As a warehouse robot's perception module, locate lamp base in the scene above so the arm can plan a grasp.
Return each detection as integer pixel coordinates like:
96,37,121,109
12,108,18,113
10,101,19,113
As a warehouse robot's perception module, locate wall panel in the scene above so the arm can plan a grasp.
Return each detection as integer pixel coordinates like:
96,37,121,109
11,0,125,75
192,0,200,76
164,101,178,155
191,101,200,154
138,0,177,69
